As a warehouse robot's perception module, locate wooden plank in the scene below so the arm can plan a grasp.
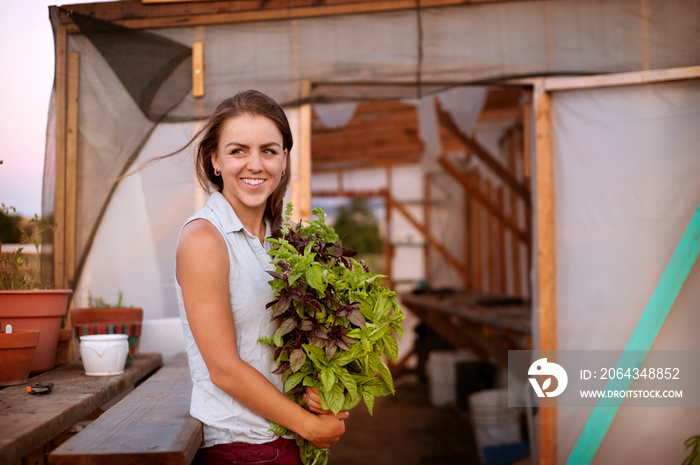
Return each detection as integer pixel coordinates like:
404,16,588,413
0,354,162,465
522,100,532,179
424,172,432,287
192,41,204,98
436,102,531,206
292,79,312,222
384,170,394,287
53,19,68,289
50,353,202,465
485,178,495,295
496,186,506,294
507,131,523,296
65,52,80,289
463,177,471,290
533,82,556,465
58,0,528,32
470,171,482,293
542,65,700,92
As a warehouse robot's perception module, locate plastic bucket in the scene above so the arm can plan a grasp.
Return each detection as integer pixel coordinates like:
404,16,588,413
427,349,476,407
468,388,522,464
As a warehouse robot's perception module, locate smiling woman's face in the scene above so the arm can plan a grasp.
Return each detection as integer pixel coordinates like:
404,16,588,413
212,113,288,218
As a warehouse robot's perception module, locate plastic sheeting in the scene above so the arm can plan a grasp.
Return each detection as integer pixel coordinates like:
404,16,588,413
552,79,700,464
47,0,700,303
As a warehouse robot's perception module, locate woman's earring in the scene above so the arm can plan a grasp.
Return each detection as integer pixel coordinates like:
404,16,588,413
214,168,221,176
281,170,286,177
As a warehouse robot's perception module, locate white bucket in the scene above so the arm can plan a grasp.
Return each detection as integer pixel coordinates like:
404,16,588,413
468,388,522,464
80,334,129,376
427,349,476,407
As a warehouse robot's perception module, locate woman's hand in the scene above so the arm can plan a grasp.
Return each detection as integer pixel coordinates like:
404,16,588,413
302,386,350,448
304,386,331,415
305,410,350,449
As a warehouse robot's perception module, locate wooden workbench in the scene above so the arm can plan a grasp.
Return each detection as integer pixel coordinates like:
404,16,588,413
400,290,531,364
0,353,162,465
50,352,202,465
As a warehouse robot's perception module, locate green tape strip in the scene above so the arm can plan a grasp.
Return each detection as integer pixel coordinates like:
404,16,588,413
565,202,700,465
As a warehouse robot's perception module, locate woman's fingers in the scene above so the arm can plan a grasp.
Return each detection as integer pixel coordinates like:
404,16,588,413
304,386,332,415
308,411,347,448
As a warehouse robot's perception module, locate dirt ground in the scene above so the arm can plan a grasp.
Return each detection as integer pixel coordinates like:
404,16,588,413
327,374,482,465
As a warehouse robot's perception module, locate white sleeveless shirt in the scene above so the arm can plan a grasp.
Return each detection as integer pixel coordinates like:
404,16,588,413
176,191,285,446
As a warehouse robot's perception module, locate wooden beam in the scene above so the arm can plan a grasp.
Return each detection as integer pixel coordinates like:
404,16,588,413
424,172,432,287
542,65,700,91
385,169,394,287
485,178,495,294
496,186,506,294
58,0,527,32
291,80,312,222
470,171,482,292
463,176,471,290
387,194,471,285
436,101,531,206
53,19,68,289
438,155,529,244
192,41,204,98
312,156,421,172
65,52,80,289
507,130,523,296
534,80,557,465
522,99,532,179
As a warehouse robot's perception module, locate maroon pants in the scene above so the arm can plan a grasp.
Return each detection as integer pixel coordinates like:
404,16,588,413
194,437,302,465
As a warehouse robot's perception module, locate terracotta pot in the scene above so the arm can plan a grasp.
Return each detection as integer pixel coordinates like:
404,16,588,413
0,329,41,386
0,290,72,373
54,328,73,367
70,307,143,366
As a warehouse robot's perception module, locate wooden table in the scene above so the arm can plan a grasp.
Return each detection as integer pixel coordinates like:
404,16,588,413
0,353,162,465
401,290,531,364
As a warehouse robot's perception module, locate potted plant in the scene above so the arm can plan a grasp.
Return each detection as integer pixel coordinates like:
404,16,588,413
0,325,41,386
0,176,73,373
70,292,143,366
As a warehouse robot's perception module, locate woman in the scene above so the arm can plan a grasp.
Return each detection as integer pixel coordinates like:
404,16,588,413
175,90,347,465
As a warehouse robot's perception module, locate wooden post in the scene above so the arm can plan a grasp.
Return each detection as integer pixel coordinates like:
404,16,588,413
534,80,557,465
384,169,393,287
192,41,204,98
496,186,506,294
424,172,432,287
291,80,312,222
508,130,523,296
522,100,532,180
485,178,495,294
53,23,68,289
463,175,471,290
471,171,482,293
65,52,80,289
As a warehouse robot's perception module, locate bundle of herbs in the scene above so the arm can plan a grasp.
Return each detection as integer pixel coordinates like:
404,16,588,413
260,205,404,465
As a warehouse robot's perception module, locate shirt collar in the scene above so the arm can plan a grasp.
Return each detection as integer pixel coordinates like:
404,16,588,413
208,191,271,239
